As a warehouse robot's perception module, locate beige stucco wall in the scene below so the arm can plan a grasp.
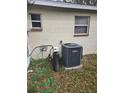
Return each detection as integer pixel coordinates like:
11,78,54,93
27,5,97,58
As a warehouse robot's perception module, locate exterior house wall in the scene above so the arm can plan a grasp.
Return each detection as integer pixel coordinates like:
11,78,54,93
27,5,97,59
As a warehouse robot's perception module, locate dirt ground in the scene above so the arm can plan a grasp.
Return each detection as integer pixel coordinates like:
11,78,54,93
27,54,97,93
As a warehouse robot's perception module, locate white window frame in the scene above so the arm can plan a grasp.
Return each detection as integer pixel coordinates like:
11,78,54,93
74,16,90,36
30,13,42,29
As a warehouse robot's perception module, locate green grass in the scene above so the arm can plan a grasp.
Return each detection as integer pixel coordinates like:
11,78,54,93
27,54,97,93
27,58,57,93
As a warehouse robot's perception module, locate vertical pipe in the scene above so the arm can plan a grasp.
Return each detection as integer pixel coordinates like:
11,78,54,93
27,31,30,69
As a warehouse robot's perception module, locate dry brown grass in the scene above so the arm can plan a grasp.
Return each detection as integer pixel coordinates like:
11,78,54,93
27,54,97,93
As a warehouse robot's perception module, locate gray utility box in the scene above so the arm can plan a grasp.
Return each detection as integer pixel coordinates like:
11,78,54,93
62,43,83,68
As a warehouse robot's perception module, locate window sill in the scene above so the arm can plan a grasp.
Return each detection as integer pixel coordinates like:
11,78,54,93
31,28,43,32
74,33,89,37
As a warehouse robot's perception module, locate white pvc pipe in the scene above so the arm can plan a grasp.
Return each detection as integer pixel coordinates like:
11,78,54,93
27,56,30,68
27,31,31,69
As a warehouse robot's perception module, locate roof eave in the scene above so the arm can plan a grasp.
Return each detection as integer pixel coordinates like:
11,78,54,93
28,0,97,11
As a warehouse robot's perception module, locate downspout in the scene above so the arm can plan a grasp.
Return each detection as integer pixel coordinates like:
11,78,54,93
27,31,30,69
27,0,36,69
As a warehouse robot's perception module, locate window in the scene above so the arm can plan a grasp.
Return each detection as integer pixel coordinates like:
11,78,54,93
74,16,90,36
31,14,42,31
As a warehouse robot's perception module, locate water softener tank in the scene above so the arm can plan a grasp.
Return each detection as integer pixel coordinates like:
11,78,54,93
52,47,60,72
53,52,60,72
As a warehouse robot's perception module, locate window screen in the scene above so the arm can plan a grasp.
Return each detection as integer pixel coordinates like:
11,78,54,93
74,26,87,33
32,22,41,27
75,16,89,35
31,14,41,20
31,14,41,28
75,16,88,25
